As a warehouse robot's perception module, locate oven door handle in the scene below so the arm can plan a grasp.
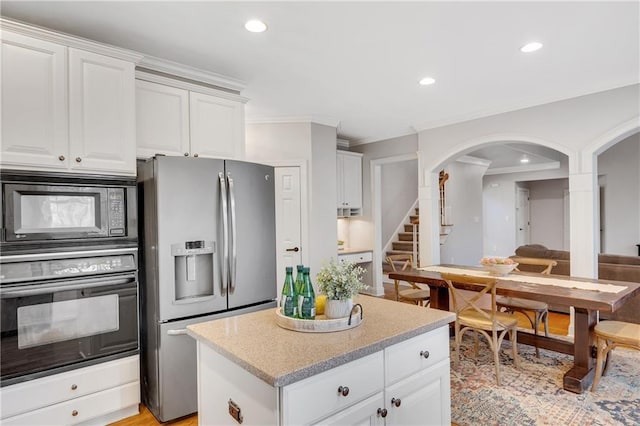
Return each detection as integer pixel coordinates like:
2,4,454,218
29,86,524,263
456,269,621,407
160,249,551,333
0,275,136,298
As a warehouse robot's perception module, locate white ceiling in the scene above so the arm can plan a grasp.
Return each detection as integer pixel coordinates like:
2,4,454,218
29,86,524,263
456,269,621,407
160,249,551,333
2,1,639,146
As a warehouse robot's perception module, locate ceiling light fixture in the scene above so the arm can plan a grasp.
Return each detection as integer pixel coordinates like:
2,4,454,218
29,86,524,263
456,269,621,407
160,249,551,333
245,19,267,33
419,77,436,86
520,42,543,53
520,156,530,164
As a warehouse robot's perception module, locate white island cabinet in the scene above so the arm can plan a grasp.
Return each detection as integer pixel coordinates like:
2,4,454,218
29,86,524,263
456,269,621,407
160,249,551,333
187,295,455,425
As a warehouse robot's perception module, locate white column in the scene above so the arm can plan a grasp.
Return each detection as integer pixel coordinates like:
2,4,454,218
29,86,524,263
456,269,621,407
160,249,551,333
567,166,598,337
419,170,441,267
569,172,599,279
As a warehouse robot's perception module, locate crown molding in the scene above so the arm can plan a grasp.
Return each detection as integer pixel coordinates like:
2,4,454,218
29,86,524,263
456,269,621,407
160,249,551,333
484,161,561,176
246,115,341,128
138,55,246,93
349,130,417,147
456,155,492,167
1,17,143,63
337,138,350,149
136,70,249,103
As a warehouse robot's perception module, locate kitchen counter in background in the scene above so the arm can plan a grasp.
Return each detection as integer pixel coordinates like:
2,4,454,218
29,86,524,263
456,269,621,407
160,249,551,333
187,295,455,424
338,247,373,255
338,249,374,291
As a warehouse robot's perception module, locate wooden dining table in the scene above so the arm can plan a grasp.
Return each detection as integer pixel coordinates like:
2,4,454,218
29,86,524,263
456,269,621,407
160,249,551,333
388,264,640,394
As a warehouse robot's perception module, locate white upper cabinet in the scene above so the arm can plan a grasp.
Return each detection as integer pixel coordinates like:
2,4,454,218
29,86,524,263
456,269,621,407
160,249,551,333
189,91,244,159
135,76,246,160
1,27,138,175
136,79,190,158
1,31,69,170
68,48,136,174
337,151,363,217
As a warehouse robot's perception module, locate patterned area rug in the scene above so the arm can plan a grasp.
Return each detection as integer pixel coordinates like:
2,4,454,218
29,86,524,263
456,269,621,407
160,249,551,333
450,335,640,425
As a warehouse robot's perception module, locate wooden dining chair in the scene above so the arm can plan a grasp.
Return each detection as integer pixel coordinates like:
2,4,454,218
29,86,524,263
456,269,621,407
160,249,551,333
386,254,430,307
442,273,519,386
496,257,557,357
591,320,640,391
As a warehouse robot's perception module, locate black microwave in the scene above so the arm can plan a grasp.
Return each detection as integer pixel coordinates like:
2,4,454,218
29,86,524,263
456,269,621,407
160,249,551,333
1,170,137,249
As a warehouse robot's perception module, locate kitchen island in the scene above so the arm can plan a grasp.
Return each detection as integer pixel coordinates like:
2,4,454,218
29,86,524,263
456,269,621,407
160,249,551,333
187,295,455,425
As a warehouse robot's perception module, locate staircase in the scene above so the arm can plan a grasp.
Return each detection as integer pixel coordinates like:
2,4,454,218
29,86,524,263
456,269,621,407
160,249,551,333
383,207,420,276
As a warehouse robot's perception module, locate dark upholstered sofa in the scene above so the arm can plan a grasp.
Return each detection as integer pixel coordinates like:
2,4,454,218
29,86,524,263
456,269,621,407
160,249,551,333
513,244,640,324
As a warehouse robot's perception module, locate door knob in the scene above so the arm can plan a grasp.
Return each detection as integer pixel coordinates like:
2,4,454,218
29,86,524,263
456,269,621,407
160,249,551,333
75,157,82,163
286,247,300,252
58,155,65,161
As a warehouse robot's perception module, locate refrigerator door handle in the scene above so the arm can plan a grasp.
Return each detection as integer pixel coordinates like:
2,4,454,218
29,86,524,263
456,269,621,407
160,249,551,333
167,329,188,336
227,173,238,293
219,172,229,296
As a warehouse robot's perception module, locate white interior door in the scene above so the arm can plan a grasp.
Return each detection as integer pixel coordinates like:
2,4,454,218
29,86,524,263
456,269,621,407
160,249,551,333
516,187,530,247
275,167,302,287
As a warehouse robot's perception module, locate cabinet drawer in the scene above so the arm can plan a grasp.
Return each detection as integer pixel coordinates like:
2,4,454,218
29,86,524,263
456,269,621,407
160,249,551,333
1,381,139,426
281,351,384,425
0,355,139,419
385,326,449,385
338,251,372,264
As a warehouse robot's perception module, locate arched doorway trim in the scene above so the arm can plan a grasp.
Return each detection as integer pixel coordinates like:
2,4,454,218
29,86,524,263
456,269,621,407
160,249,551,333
581,117,640,171
424,133,572,173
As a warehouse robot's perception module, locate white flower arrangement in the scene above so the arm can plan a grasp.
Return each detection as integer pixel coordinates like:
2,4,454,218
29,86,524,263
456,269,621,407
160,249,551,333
316,258,368,300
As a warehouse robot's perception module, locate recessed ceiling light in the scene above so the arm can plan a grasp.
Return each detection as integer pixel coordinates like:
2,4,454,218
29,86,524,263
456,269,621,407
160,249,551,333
245,19,267,33
520,156,530,164
419,77,436,86
520,42,543,53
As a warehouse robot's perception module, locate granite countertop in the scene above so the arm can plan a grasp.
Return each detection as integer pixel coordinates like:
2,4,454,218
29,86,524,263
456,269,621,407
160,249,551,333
186,295,455,387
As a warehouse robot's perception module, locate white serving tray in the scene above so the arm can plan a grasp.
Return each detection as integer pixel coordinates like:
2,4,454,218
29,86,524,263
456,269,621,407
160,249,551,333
274,305,363,333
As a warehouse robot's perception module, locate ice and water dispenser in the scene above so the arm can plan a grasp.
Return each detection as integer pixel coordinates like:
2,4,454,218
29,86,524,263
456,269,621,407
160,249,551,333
171,240,215,301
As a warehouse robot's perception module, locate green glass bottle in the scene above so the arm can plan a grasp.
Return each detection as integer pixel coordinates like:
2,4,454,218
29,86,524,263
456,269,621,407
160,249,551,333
281,267,296,317
298,267,316,320
295,264,304,294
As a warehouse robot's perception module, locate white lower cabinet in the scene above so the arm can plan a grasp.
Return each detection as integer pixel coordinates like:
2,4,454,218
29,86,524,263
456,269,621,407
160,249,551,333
314,392,385,426
0,355,140,425
385,359,451,426
195,324,451,425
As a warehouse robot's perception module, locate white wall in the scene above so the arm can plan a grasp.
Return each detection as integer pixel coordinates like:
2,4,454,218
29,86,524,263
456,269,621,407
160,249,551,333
483,160,569,256
380,159,418,245
246,121,337,284
309,123,339,276
529,178,568,249
349,133,419,249
246,122,311,162
440,161,488,265
598,132,640,255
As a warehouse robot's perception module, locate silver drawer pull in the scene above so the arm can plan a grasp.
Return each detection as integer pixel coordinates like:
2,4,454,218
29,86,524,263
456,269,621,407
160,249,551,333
337,385,349,397
420,350,430,359
167,329,188,336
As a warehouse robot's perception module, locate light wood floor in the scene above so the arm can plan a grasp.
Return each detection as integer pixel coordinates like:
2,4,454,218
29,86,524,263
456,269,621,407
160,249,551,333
110,284,570,426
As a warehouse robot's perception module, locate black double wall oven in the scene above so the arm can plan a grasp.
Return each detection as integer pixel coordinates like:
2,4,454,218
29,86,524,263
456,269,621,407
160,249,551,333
0,170,139,387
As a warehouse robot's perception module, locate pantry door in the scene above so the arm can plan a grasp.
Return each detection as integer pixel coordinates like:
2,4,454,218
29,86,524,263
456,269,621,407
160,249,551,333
275,166,302,287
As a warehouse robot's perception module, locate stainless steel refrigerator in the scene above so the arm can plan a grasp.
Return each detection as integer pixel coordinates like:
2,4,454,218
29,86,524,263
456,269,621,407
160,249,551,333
137,156,277,422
